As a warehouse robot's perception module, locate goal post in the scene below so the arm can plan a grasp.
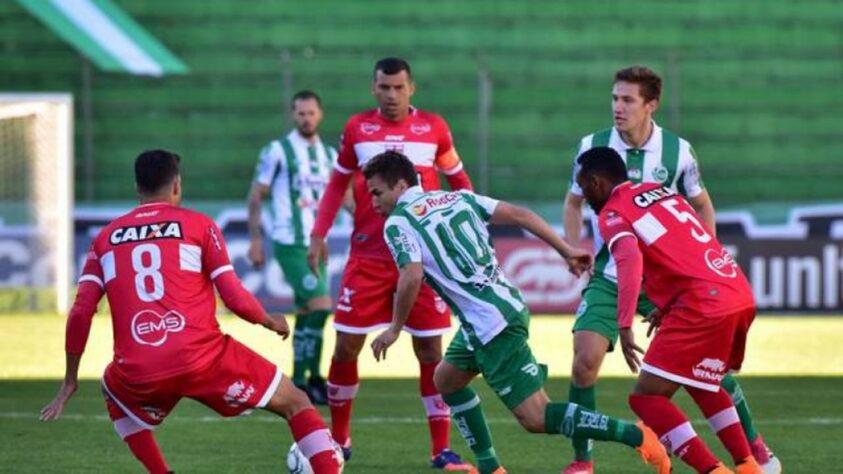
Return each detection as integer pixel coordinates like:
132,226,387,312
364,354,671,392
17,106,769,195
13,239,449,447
0,94,74,314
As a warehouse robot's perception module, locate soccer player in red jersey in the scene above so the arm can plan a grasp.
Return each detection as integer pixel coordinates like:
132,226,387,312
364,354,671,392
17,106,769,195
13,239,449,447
575,146,763,474
41,150,342,474
307,57,473,470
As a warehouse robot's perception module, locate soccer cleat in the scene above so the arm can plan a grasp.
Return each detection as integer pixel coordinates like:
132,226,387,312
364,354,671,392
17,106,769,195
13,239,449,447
750,436,782,474
340,438,352,462
430,449,477,472
709,464,736,474
735,456,763,474
490,468,507,474
307,375,329,406
635,422,671,474
561,460,593,474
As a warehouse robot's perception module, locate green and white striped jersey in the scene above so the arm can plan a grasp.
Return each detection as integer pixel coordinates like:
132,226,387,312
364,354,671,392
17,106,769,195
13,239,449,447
384,186,527,346
255,129,336,246
568,122,705,282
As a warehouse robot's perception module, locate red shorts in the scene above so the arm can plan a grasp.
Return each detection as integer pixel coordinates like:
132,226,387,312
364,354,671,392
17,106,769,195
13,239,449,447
101,335,282,429
333,256,451,336
641,306,755,392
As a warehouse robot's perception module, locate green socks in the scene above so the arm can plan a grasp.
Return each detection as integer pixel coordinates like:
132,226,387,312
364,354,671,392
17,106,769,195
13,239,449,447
442,387,501,474
304,309,330,378
721,373,759,442
569,383,596,461
545,402,643,448
291,313,308,386
291,310,330,385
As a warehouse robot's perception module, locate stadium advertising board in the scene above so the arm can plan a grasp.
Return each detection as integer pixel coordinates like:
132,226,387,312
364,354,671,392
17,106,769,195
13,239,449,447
1,203,842,313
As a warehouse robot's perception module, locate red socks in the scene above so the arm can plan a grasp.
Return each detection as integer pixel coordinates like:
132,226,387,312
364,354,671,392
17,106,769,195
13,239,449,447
124,430,169,474
419,361,450,456
327,358,359,445
688,387,752,464
289,408,341,473
630,394,720,473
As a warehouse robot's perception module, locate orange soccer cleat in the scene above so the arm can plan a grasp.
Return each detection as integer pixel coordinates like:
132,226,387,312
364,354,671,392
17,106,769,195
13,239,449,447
635,421,672,474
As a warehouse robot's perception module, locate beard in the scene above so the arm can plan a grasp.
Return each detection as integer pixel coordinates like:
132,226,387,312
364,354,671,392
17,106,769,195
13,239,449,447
298,126,317,138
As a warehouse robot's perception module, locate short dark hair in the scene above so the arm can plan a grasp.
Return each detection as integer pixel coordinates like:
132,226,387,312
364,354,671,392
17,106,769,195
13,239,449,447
374,57,412,80
614,65,662,103
362,151,419,187
135,149,181,195
576,146,628,184
291,90,322,109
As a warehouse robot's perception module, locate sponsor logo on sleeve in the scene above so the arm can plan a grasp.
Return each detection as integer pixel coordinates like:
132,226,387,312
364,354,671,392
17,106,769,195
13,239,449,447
109,222,182,245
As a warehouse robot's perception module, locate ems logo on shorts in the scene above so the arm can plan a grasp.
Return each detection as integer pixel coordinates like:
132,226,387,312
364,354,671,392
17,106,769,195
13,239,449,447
302,274,318,291
575,300,588,318
434,297,448,314
652,165,668,183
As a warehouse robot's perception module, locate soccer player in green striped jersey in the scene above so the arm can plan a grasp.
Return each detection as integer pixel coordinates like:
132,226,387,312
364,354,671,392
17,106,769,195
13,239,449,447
363,151,671,474
561,66,779,474
248,90,343,404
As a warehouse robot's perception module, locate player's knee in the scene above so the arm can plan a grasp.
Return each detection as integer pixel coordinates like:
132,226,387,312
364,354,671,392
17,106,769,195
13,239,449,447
283,385,314,419
572,351,603,385
332,335,362,362
515,412,545,433
412,338,442,364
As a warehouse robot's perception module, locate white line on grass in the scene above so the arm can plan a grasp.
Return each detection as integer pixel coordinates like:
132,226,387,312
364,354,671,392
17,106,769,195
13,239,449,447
5,412,842,426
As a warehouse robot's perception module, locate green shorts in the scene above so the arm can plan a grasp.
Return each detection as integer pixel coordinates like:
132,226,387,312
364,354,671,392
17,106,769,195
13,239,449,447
444,322,548,410
572,275,657,351
273,243,328,311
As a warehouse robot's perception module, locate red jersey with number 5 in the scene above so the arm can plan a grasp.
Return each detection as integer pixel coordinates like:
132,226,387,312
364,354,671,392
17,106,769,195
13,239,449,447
79,202,234,383
598,182,754,317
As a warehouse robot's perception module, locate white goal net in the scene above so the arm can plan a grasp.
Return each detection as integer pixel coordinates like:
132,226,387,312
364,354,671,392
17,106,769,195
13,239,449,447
0,94,73,313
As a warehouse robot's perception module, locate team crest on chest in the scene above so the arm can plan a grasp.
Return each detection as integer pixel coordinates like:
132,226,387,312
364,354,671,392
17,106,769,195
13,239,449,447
652,165,668,183
410,122,431,135
360,122,380,135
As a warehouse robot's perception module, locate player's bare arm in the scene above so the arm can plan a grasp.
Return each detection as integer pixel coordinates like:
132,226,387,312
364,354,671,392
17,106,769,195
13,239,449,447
42,277,103,421
371,262,423,361
40,353,81,421
492,201,593,277
247,182,270,268
687,189,716,237
562,192,585,247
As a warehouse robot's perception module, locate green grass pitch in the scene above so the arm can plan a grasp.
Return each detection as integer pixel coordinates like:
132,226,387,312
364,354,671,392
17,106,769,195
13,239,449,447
3,314,842,472
3,377,842,472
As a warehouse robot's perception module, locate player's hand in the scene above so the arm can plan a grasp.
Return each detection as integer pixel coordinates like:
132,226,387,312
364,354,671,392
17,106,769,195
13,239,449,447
263,313,290,339
565,248,594,278
371,327,401,362
619,327,644,374
40,379,78,421
643,308,664,338
307,238,328,277
247,238,265,269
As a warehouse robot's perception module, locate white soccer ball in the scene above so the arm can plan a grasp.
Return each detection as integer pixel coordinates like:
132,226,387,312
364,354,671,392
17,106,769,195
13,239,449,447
286,441,344,474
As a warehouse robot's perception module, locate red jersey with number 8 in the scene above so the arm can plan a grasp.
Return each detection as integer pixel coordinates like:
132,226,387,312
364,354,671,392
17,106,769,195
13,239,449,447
79,202,235,383
598,182,754,317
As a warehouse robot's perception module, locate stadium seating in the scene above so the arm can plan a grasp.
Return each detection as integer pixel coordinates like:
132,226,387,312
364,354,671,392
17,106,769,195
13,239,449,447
0,0,841,205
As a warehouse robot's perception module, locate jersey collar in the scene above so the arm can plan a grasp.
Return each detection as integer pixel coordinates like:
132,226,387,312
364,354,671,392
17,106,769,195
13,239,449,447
610,181,634,198
615,121,661,152
376,105,417,122
397,185,424,205
288,128,320,147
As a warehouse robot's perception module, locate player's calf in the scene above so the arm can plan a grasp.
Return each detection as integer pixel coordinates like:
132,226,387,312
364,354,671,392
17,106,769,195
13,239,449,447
105,397,170,473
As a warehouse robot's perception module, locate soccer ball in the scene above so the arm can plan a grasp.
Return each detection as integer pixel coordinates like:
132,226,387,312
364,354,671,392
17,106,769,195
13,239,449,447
286,441,344,473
